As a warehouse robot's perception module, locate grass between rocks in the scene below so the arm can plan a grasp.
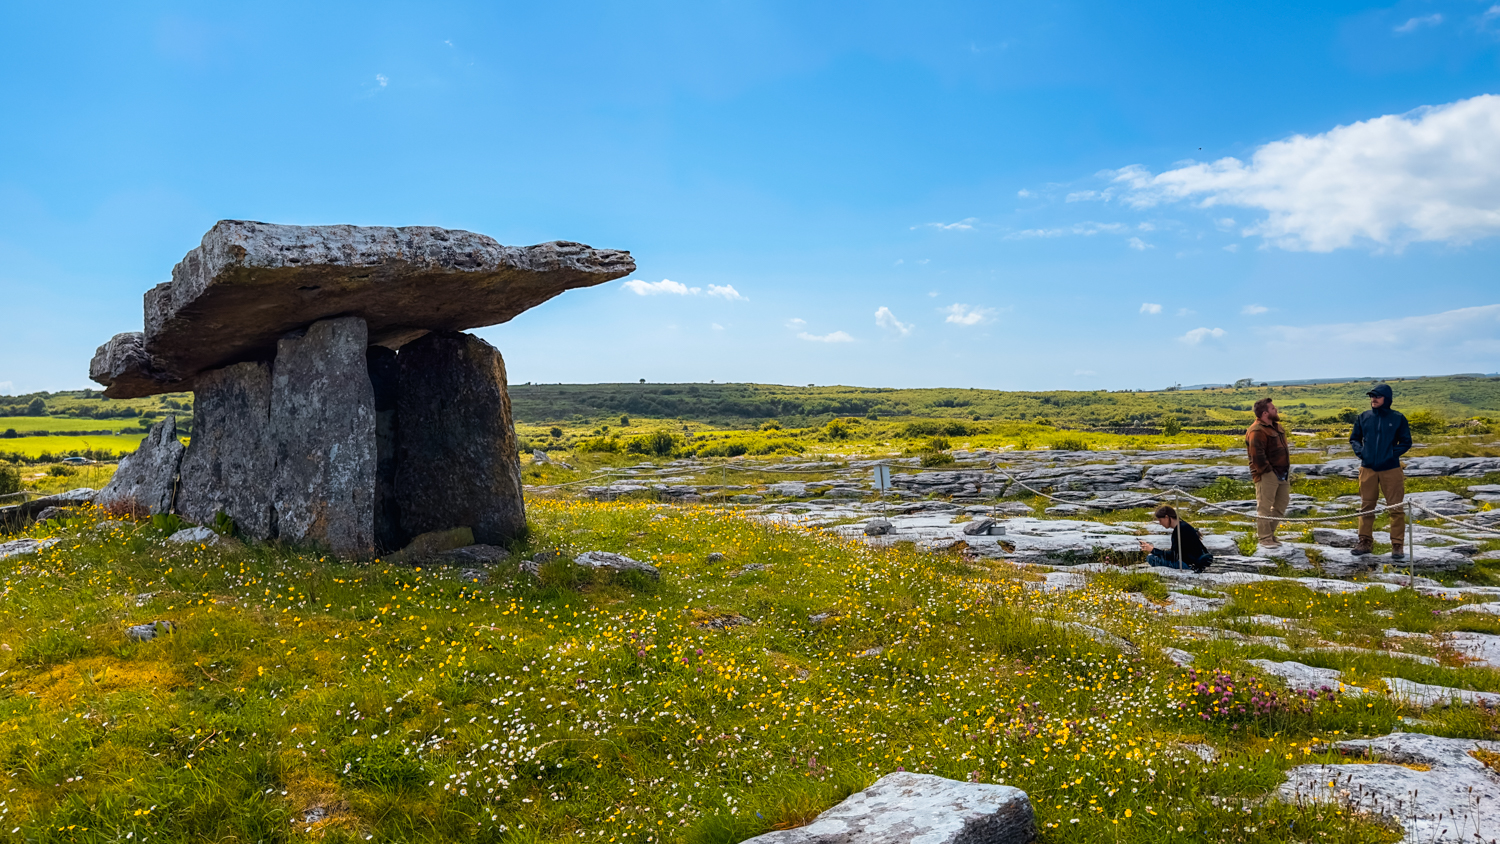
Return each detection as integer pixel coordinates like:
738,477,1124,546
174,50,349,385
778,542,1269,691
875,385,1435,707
0,501,1438,844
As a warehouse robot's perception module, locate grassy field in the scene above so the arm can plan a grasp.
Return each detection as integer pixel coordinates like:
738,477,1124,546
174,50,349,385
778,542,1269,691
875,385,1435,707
0,433,147,460
0,501,1436,843
0,417,147,433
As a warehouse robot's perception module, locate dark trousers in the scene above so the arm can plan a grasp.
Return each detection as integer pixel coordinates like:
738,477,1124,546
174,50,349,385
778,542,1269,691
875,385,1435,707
1147,550,1209,571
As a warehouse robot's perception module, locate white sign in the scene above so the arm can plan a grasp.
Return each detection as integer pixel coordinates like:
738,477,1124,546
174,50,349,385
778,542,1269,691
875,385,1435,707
872,465,892,491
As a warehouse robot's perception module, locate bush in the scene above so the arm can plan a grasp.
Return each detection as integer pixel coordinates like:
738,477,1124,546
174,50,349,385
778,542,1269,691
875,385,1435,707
1407,409,1446,435
902,420,978,438
1050,435,1090,451
1161,416,1183,436
920,451,956,467
824,418,853,440
575,435,621,454
626,430,678,457
0,464,18,495
759,420,782,431
24,398,46,416
549,427,563,438
48,465,76,477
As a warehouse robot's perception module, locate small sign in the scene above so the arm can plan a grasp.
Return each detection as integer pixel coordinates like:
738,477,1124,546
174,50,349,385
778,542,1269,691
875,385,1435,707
872,465,892,491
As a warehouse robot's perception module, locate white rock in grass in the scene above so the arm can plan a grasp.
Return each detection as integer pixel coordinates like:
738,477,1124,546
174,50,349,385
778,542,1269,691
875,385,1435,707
167,526,228,546
574,551,660,580
1246,659,1358,694
1447,632,1500,669
0,538,58,561
1384,678,1500,709
739,772,1035,844
1161,647,1195,667
1280,732,1500,844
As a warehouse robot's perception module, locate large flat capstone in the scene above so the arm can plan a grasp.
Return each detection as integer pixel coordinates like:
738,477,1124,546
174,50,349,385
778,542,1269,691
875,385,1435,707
739,772,1034,844
91,220,634,398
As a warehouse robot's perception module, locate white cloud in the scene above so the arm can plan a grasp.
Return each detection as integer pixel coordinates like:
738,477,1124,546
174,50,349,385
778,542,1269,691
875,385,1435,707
1127,237,1152,250
942,304,997,326
1017,188,1033,198
1137,222,1156,232
1180,327,1227,344
1140,303,1162,315
785,317,806,328
1258,304,1500,362
1066,190,1104,202
623,278,699,296
1242,304,1269,315
706,284,747,301
1109,94,1500,251
798,330,854,343
1223,243,1240,253
376,74,388,87
912,218,977,231
1005,221,1129,239
1176,307,1195,317
711,323,724,331
1394,13,1442,33
874,306,913,336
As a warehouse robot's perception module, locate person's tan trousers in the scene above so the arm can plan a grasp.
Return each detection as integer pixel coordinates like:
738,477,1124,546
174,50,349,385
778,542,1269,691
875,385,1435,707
1254,473,1290,544
1358,466,1405,545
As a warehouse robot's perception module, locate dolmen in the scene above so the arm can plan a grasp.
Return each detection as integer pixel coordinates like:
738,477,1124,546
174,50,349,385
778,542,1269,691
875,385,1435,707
91,220,633,556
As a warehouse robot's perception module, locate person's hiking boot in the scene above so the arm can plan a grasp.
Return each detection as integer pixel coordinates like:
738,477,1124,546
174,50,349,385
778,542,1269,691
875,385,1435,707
1260,540,1283,549
1390,544,1405,561
1352,536,1375,557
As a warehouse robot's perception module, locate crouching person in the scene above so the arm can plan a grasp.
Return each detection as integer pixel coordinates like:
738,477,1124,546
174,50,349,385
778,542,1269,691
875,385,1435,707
1138,505,1213,573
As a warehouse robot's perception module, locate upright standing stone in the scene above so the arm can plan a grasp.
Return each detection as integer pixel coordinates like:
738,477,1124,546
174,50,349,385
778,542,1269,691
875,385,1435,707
367,346,403,552
176,361,275,539
96,415,185,516
395,331,524,546
268,317,376,555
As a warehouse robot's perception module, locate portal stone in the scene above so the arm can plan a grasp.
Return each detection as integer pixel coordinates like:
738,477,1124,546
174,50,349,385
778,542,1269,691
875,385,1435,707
395,331,524,546
175,361,275,539
95,415,185,516
268,317,376,555
367,345,402,552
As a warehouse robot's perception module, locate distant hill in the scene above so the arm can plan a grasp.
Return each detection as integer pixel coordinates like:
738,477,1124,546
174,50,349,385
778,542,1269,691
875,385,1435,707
508,374,1500,429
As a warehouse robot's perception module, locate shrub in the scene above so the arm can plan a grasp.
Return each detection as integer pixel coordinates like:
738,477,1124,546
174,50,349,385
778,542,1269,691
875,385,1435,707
48,465,76,477
0,464,18,495
902,420,978,438
549,427,563,438
1407,408,1446,435
1161,416,1183,436
25,398,46,416
1050,435,1090,451
620,416,631,426
575,435,621,454
626,430,678,457
824,418,853,440
759,420,782,431
920,451,956,467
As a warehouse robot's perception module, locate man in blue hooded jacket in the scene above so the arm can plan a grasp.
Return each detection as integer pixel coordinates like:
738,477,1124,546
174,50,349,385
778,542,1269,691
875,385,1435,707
1349,383,1412,559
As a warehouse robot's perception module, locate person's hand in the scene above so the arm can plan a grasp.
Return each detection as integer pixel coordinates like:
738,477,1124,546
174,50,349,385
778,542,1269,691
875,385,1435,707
1138,540,1153,553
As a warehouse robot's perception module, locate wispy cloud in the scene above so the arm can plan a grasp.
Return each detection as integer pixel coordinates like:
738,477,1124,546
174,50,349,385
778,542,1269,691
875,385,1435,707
912,218,978,231
1259,304,1500,360
1140,303,1162,315
375,73,389,87
798,330,854,343
1242,304,1269,316
874,306,913,336
1127,237,1152,251
942,304,997,326
1394,13,1442,33
1108,94,1500,251
1005,221,1130,240
1017,188,1033,198
706,284,747,301
711,323,724,331
623,278,698,296
785,317,806,328
1180,327,1226,344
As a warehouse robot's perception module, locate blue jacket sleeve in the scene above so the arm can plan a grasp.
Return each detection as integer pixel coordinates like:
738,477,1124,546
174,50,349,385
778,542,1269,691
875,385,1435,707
1349,416,1364,457
1394,415,1412,458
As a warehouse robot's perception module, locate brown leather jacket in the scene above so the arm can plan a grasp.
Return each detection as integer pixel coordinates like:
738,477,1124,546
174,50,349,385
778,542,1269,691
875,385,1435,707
1245,419,1290,482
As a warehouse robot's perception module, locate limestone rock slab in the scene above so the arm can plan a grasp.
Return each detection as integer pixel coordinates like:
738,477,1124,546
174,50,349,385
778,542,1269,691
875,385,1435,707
93,221,634,397
394,331,524,547
175,362,275,539
739,771,1035,844
1279,732,1500,843
95,416,184,516
268,317,376,555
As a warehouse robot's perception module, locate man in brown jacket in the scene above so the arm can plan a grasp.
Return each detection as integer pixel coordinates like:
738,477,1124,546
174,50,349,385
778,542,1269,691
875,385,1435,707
1245,397,1291,548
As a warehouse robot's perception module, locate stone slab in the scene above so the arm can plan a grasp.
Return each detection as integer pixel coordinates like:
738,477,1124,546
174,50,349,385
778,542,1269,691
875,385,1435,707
94,416,183,516
394,331,525,547
175,362,275,539
267,317,376,555
739,772,1034,844
92,220,635,398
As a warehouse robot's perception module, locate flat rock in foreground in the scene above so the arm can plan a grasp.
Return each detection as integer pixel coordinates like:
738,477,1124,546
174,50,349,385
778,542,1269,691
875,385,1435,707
740,772,1034,844
92,220,634,397
1279,732,1500,843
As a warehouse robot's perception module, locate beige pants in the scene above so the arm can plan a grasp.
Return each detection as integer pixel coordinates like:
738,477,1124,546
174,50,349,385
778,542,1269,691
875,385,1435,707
1254,473,1290,544
1358,466,1405,545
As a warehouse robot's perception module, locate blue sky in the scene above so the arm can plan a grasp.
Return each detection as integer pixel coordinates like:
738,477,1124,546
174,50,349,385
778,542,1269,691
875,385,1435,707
2,1,1498,394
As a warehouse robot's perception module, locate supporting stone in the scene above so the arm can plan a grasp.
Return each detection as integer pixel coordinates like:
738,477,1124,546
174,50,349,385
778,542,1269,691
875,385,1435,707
95,415,185,516
395,331,525,546
367,345,402,552
268,317,376,555
176,362,275,539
